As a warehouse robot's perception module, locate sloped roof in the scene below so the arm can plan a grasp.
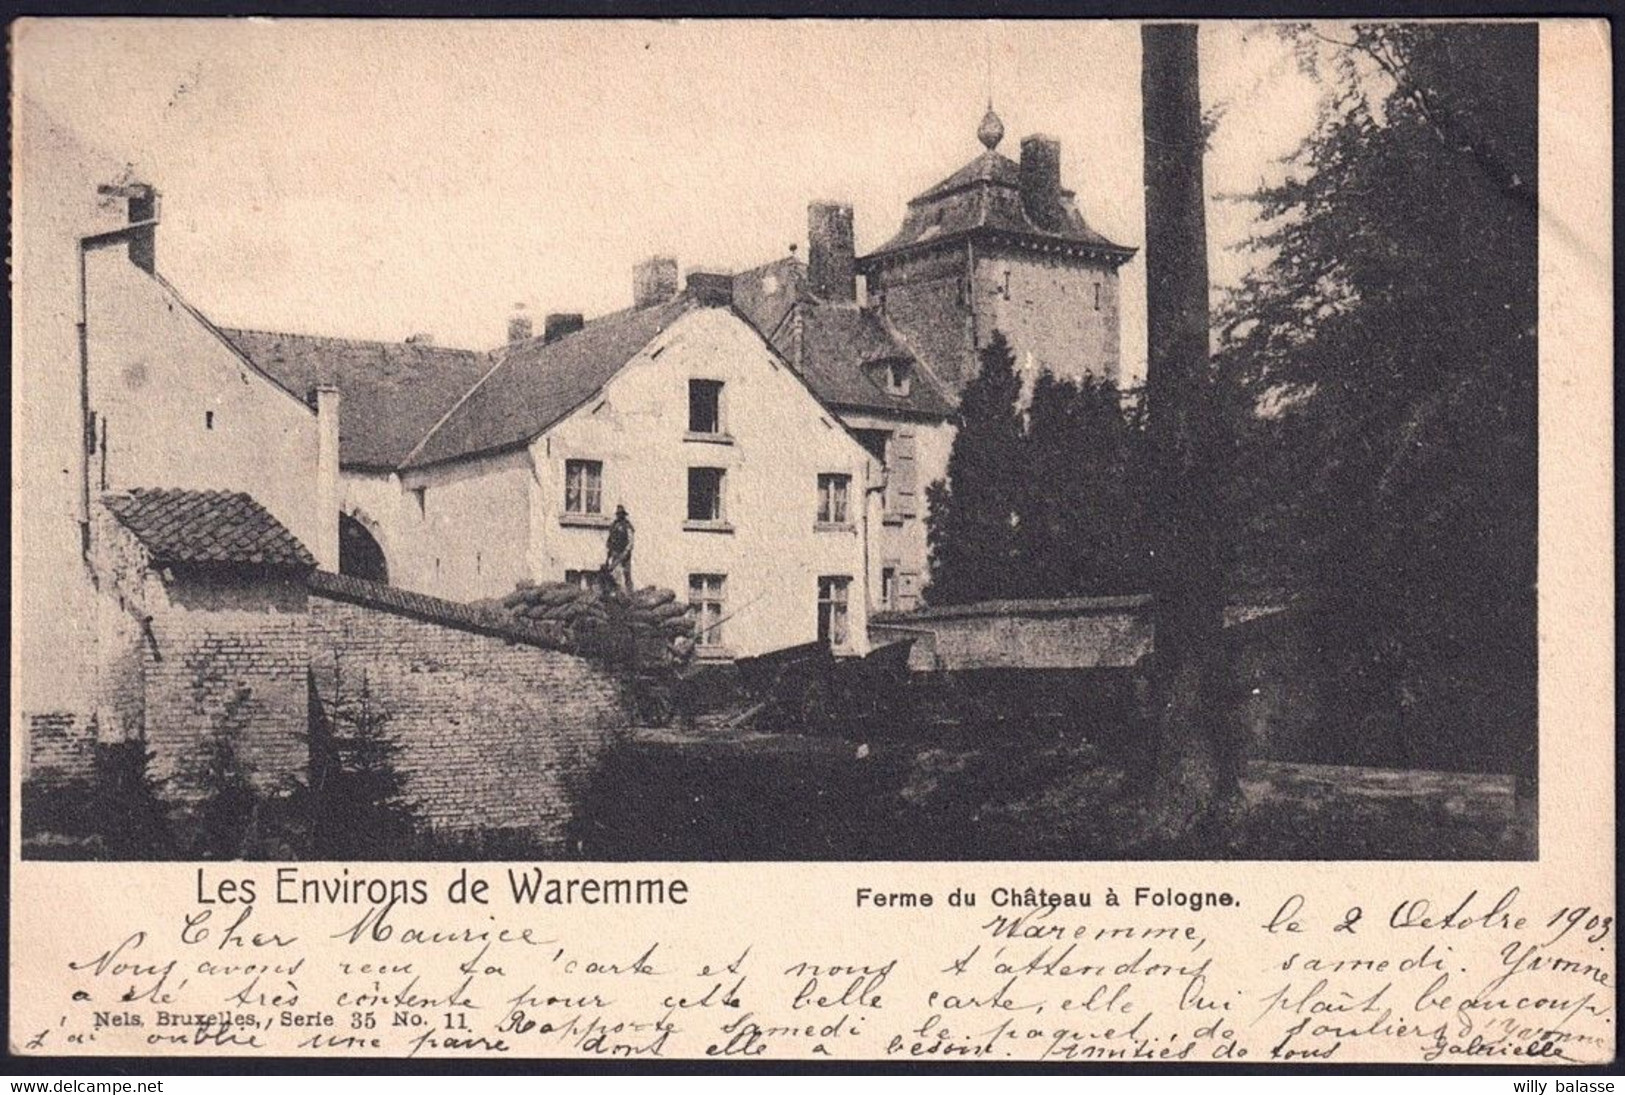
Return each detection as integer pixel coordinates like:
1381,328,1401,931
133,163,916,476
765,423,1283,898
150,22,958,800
731,258,954,419
729,256,805,342
104,488,316,570
796,307,954,417
221,329,493,470
862,150,1135,263
403,297,694,470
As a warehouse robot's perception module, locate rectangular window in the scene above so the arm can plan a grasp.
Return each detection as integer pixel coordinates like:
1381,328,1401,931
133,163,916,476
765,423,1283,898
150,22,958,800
689,573,727,648
564,459,604,515
817,473,851,525
885,361,912,396
689,379,724,435
1094,282,1102,311
818,576,851,648
880,567,897,611
687,467,725,522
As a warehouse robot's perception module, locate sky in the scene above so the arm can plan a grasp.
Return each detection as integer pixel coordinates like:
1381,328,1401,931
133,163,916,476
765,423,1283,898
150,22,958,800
14,19,1330,377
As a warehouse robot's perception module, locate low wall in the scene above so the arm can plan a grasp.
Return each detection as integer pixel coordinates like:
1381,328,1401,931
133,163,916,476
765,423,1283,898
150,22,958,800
145,572,312,794
308,572,631,849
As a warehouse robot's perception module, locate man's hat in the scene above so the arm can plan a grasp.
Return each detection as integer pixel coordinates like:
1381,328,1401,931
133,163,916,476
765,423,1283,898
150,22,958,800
615,505,628,517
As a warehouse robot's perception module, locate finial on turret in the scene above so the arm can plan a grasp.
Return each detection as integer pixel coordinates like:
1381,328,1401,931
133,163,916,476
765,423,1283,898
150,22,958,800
978,105,1005,151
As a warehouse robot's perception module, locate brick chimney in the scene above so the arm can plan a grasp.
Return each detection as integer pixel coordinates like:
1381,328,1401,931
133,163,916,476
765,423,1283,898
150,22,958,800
808,201,856,303
1019,135,1067,233
634,256,680,308
686,270,733,307
544,312,585,343
508,304,533,344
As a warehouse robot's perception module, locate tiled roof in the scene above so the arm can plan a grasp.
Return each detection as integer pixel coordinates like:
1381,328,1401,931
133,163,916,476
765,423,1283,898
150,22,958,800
795,307,954,417
403,297,694,470
861,150,1135,263
103,489,316,570
731,259,954,419
220,329,494,470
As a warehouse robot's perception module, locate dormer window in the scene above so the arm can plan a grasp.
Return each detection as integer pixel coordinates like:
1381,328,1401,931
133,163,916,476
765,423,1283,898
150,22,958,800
885,360,912,397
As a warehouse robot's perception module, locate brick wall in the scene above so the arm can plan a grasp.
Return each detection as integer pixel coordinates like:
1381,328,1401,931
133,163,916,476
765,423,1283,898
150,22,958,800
23,712,97,783
144,572,312,795
308,572,630,850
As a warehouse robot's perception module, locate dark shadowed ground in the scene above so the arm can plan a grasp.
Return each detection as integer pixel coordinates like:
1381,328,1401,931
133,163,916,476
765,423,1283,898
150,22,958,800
573,728,1531,861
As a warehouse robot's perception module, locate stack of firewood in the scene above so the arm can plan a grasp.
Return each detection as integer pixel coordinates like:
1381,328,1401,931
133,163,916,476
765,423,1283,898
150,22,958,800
486,581,696,666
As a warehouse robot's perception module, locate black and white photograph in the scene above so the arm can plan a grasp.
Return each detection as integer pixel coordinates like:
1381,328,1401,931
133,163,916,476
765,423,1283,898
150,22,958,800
7,14,1616,1071
13,19,1542,866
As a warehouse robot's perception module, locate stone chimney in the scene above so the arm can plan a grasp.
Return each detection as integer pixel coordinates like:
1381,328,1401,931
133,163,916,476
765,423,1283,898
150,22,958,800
508,304,533,344
126,184,158,274
544,313,585,343
634,256,680,308
808,201,856,303
686,270,733,308
99,182,159,273
1019,135,1067,233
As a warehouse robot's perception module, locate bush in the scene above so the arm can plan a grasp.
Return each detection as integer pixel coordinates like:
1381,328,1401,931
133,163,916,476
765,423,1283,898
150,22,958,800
298,667,419,859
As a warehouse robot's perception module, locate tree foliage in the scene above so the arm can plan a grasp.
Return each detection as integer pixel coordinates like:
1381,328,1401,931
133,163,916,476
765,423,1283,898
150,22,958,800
925,331,1149,605
1219,24,1537,776
302,666,419,859
1020,371,1150,596
925,331,1027,604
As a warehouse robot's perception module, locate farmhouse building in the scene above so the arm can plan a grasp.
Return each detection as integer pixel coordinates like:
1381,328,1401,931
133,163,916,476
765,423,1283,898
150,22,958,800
209,110,1132,624
12,99,338,726
731,206,955,615
399,276,882,659
18,101,1133,686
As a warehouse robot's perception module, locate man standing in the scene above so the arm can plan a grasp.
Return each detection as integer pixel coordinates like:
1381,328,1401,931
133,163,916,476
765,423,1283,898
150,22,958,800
606,504,635,591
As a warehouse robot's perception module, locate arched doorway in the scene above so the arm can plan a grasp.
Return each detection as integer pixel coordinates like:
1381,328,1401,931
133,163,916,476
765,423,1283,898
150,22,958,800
339,512,389,583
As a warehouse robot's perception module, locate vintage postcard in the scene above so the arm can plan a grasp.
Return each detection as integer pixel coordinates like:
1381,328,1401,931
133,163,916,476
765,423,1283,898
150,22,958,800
7,17,1614,1065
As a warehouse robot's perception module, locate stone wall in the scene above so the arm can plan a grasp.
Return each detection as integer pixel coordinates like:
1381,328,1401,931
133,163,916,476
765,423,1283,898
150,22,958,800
307,572,630,849
974,250,1123,387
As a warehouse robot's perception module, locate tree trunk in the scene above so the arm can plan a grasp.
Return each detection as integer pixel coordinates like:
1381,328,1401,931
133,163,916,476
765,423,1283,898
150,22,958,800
1139,24,1236,841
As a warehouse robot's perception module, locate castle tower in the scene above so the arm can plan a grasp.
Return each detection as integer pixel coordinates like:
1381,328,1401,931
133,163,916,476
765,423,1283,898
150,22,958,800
857,108,1136,395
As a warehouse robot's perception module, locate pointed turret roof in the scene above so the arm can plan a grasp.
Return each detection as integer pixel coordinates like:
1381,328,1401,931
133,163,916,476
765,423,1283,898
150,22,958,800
859,113,1135,266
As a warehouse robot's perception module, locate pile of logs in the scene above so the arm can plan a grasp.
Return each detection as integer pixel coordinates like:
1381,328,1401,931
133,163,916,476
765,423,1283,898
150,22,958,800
489,581,697,667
